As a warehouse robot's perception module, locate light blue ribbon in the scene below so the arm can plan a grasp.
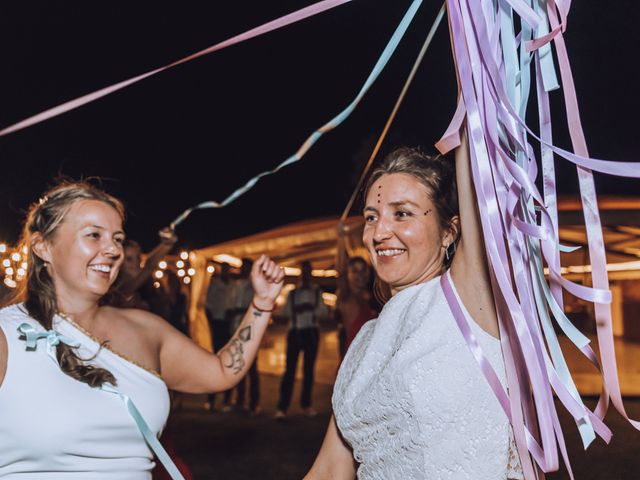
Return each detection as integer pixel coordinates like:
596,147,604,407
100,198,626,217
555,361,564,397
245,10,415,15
170,0,424,228
533,0,559,92
101,384,186,480
526,227,596,448
17,322,80,364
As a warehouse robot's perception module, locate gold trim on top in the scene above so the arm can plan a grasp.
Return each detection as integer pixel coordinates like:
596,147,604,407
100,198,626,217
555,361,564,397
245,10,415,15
57,312,163,380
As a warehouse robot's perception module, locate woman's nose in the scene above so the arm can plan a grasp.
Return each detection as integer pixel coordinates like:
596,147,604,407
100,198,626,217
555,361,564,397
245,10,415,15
104,240,122,258
372,217,392,242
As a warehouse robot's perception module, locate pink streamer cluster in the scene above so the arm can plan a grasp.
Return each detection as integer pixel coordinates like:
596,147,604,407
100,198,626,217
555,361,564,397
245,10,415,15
438,1,640,478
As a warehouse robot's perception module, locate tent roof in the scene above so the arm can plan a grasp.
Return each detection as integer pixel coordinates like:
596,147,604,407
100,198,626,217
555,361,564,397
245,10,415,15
195,216,365,269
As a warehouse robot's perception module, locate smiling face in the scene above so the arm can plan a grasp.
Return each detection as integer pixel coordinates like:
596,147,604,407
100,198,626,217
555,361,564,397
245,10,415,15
363,173,455,295
35,199,125,302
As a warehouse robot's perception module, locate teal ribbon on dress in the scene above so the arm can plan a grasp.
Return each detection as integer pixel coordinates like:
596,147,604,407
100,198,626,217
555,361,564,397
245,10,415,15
17,322,80,364
101,384,186,480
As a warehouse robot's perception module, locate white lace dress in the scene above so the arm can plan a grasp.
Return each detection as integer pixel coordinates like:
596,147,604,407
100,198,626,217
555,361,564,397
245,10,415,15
332,273,523,479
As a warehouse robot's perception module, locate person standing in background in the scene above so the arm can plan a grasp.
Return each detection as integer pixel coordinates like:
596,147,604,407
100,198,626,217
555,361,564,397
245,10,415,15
335,225,377,358
275,261,328,419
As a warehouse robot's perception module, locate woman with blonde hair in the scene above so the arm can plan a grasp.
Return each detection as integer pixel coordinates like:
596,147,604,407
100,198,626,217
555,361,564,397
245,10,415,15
0,180,284,479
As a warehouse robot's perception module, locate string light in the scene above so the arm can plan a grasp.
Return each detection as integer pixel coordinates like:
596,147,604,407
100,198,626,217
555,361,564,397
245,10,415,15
183,276,191,284
5,267,14,276
153,281,161,289
312,269,338,278
284,267,301,276
154,270,164,279
176,260,185,268
2,259,10,267
180,251,189,260
212,254,243,268
0,244,6,253
187,268,196,276
207,265,215,274
11,253,21,262
158,261,167,269
177,269,185,277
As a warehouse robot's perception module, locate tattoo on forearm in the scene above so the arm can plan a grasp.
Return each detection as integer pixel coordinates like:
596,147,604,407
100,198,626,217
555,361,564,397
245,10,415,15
253,310,263,318
220,325,253,374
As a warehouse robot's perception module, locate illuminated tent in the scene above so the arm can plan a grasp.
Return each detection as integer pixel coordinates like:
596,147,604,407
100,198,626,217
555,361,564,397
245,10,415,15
187,215,365,350
185,196,640,352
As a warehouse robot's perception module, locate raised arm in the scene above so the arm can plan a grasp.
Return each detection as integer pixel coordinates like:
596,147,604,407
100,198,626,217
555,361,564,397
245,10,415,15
449,130,499,337
158,255,284,393
304,415,357,480
121,227,177,295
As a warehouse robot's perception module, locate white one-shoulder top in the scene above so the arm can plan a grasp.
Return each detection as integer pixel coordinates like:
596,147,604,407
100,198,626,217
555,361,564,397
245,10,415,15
0,304,170,480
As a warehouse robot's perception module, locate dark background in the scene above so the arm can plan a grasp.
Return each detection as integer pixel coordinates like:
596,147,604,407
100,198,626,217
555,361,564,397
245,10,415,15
0,1,638,251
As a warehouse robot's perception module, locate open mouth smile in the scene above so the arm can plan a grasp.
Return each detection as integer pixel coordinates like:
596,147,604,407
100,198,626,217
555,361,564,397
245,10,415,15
376,248,407,257
88,264,113,273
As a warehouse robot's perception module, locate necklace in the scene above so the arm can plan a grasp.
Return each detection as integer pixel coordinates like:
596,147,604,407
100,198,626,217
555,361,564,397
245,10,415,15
56,311,163,379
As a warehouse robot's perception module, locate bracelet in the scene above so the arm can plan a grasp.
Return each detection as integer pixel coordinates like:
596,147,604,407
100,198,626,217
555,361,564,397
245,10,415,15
252,300,275,313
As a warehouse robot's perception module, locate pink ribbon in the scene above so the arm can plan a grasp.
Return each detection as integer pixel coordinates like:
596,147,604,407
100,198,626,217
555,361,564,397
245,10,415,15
545,2,640,431
439,0,637,477
0,0,354,136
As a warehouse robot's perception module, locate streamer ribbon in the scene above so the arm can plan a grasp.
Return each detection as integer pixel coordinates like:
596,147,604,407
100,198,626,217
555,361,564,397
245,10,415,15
170,0,425,227
0,0,355,137
438,0,640,477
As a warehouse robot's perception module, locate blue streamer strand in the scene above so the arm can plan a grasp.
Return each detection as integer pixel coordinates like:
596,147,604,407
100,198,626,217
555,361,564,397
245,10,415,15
170,0,425,228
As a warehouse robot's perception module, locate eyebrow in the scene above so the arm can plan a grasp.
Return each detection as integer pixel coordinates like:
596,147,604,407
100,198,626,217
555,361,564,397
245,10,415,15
363,205,379,214
364,199,421,212
86,224,125,236
389,200,421,208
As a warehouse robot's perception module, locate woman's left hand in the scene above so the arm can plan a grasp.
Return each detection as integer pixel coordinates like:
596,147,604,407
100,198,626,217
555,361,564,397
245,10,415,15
251,255,285,310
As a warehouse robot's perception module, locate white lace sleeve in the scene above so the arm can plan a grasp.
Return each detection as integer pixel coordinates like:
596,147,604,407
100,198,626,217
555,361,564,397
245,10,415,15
507,427,524,480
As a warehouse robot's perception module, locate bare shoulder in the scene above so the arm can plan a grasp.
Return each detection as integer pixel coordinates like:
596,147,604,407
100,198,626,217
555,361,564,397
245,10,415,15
99,306,172,342
105,305,165,325
96,306,175,372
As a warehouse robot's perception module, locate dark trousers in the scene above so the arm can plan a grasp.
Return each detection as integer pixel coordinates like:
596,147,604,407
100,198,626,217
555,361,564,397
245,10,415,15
277,328,319,411
235,359,260,410
208,319,232,407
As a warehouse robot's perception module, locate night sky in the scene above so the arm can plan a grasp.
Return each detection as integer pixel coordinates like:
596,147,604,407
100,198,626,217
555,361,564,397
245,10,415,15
0,1,638,252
